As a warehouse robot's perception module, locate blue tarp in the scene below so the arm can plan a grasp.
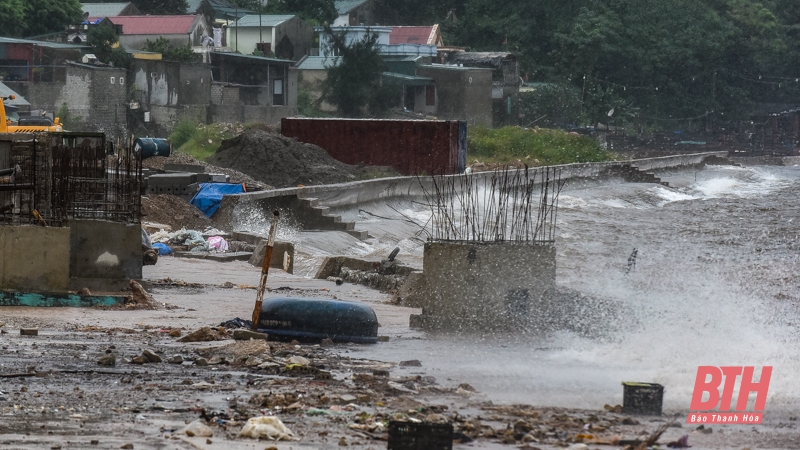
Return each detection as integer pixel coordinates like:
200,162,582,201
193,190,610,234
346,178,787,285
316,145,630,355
152,243,173,256
190,183,245,217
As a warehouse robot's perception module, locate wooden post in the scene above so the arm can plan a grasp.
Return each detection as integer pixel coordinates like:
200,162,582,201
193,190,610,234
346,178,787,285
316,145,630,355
251,210,280,330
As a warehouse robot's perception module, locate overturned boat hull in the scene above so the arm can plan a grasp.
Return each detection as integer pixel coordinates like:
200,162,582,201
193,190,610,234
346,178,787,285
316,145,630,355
258,297,379,344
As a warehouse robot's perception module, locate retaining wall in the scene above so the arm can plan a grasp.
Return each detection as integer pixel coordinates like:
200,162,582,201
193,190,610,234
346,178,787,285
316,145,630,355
0,226,71,292
220,151,728,214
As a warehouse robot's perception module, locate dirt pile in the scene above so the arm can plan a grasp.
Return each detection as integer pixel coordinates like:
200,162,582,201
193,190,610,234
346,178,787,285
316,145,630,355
207,129,399,188
141,194,213,231
142,151,271,190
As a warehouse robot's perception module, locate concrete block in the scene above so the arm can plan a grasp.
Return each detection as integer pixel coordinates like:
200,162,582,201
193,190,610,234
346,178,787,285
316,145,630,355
416,241,556,330
233,329,269,340
69,220,142,288
209,174,228,183
164,163,205,173
0,225,71,292
147,172,197,185
248,240,294,274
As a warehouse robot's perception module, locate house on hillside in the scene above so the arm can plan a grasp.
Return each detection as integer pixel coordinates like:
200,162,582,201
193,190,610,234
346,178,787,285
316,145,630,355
316,26,436,57
333,0,381,26
81,2,141,18
226,15,313,60
210,52,298,123
0,37,87,82
389,25,442,47
446,51,520,126
110,15,211,50
416,65,493,126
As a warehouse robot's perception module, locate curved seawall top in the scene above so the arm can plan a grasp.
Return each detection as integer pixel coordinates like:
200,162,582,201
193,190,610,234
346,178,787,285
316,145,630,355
224,151,728,210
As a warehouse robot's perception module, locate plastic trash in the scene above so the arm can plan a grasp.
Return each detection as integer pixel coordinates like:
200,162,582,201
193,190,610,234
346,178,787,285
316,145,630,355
239,416,295,440
141,228,153,250
152,243,173,256
149,230,173,243
183,419,213,437
207,236,229,252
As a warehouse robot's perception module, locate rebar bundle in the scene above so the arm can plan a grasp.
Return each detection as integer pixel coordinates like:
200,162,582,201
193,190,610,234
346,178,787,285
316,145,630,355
421,166,563,243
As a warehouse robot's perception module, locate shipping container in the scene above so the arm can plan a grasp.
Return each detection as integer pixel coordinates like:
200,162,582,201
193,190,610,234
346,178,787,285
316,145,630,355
281,118,467,175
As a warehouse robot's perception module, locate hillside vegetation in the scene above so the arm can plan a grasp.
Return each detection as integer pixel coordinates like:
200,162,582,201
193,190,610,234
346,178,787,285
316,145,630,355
469,126,612,165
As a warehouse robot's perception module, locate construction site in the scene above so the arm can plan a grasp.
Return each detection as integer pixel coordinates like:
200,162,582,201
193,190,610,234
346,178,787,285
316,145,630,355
2,94,800,450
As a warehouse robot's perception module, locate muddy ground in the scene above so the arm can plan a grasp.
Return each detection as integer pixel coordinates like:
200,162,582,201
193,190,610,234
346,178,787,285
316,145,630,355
141,195,214,232
1,258,798,449
208,130,399,189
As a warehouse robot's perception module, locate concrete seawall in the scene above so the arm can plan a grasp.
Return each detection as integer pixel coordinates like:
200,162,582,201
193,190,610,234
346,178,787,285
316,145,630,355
214,151,728,231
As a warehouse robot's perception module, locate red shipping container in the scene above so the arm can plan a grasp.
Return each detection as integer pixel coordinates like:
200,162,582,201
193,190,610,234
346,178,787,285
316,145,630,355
281,118,467,176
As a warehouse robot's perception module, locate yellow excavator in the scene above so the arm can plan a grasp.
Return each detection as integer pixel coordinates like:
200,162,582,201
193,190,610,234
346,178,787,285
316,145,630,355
0,94,63,133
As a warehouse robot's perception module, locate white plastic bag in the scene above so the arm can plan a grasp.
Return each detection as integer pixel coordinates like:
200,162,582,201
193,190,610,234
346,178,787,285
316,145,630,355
239,416,295,440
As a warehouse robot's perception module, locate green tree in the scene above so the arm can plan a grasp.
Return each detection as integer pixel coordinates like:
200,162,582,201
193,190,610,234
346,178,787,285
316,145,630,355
320,28,395,117
21,0,83,37
87,23,132,68
142,37,196,63
130,0,188,14
0,0,26,37
267,0,337,25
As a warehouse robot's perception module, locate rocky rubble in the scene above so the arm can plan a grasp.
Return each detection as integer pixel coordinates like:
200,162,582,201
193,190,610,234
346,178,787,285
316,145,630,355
0,320,699,449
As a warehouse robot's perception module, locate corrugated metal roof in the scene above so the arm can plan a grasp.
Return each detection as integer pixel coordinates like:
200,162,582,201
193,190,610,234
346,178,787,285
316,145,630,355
296,56,339,70
334,0,368,15
448,52,516,67
110,15,199,35
81,3,134,18
188,0,247,17
382,72,433,86
232,15,295,27
389,26,435,45
214,52,295,65
0,82,30,107
0,36,89,49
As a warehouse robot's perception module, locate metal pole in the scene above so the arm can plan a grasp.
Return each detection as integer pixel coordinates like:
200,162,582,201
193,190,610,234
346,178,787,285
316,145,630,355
251,210,280,330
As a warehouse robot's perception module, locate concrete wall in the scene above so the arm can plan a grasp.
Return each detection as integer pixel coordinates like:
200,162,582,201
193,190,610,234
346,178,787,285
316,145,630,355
416,65,493,127
6,63,127,141
120,34,191,50
297,68,336,112
215,151,730,232
274,17,314,60
415,241,556,329
69,220,142,290
0,226,71,292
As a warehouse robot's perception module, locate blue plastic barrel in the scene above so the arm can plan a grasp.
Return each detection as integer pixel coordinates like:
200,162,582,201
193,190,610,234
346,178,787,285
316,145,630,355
134,138,171,159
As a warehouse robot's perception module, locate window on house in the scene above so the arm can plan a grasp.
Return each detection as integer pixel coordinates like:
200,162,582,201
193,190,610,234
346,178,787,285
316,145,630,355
273,79,284,106
426,85,436,106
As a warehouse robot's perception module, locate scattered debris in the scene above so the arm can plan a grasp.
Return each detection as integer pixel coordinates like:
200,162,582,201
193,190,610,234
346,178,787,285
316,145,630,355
97,354,116,366
127,280,161,310
239,416,295,440
178,327,228,343
20,328,38,336
183,419,213,437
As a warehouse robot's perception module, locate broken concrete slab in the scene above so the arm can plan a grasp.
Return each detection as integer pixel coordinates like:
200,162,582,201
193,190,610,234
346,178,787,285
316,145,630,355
233,329,269,341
